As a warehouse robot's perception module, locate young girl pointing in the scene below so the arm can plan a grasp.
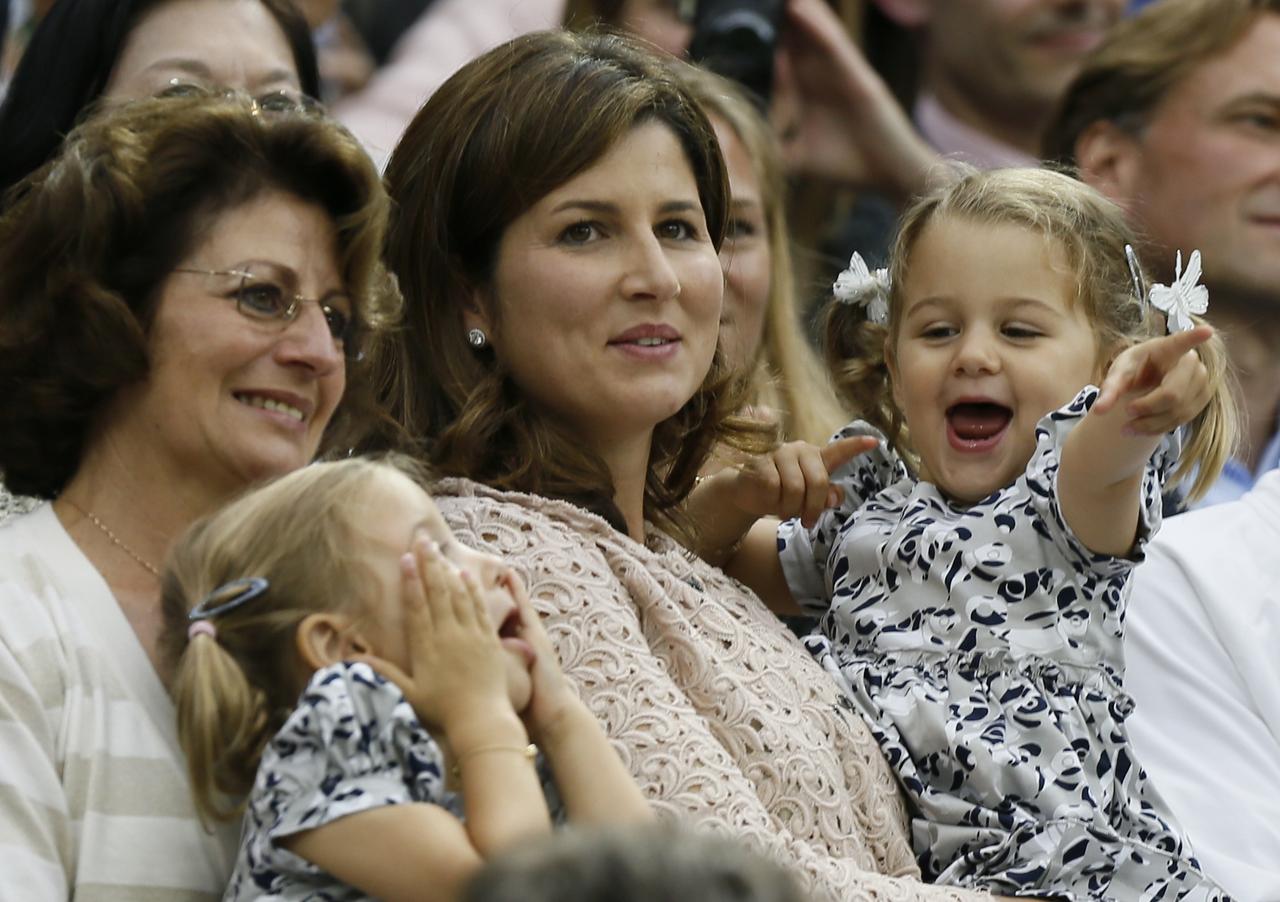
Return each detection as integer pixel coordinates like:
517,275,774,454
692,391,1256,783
694,168,1235,900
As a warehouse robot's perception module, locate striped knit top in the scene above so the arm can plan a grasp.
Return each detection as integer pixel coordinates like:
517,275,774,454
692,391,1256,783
0,504,236,901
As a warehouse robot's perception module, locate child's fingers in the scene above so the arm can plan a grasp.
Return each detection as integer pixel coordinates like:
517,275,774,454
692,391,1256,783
400,546,435,634
796,447,833,528
458,570,496,633
1094,350,1142,413
1144,324,1214,369
771,444,810,517
415,540,460,621
1125,351,1208,419
819,435,879,475
510,577,555,659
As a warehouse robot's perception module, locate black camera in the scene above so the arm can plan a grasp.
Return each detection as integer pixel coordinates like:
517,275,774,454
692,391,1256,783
686,0,786,106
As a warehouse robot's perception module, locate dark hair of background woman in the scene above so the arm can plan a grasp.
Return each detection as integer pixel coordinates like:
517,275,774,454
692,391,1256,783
0,0,320,198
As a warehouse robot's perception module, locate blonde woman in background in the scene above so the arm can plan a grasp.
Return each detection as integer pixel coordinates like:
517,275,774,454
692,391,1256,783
680,65,850,448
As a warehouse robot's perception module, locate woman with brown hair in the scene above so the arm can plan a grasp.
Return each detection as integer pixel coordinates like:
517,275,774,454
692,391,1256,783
378,28,985,902
0,92,399,900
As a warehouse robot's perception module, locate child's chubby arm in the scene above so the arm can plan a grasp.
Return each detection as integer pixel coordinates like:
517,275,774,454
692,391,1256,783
1059,325,1215,557
509,577,654,825
282,539,550,902
687,435,879,614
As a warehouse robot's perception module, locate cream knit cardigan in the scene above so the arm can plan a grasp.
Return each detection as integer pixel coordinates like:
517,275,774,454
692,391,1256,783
436,478,984,902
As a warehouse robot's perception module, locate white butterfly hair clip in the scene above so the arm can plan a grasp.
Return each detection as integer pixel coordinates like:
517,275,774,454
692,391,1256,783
1148,249,1209,334
832,252,890,325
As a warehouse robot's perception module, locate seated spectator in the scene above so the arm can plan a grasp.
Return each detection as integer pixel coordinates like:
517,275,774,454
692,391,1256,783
0,0,319,199
865,0,1125,167
0,91,398,900
462,825,811,902
1125,470,1280,900
678,66,849,446
1045,0,1280,508
0,0,323,522
161,455,651,901
376,28,997,902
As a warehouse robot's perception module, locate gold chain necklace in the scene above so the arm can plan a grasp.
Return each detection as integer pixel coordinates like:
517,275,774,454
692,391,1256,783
61,498,161,578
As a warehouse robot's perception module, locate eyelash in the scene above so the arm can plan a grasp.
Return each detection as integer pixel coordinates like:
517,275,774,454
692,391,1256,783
1233,110,1280,130
915,324,1043,340
557,218,700,244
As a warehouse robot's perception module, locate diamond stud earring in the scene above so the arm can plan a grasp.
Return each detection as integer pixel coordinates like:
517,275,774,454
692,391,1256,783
467,328,487,349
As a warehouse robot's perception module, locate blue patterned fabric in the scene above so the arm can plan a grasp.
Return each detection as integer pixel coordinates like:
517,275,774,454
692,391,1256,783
225,661,558,901
778,387,1228,900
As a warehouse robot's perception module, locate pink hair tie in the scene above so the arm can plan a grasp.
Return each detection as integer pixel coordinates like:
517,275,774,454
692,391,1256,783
187,620,218,642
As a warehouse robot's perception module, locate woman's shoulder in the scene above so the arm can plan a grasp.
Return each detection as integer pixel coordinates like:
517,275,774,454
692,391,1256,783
434,477,634,555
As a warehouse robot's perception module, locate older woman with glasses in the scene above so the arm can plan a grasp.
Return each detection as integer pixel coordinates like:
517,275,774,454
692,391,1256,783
0,92,399,901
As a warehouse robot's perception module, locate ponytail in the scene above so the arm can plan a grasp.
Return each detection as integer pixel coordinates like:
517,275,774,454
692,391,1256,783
1171,320,1239,502
170,626,275,825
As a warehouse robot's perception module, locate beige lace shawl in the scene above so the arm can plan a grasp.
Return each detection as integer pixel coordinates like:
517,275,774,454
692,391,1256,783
436,478,985,902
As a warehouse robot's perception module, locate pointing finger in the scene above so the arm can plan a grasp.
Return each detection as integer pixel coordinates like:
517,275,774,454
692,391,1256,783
820,435,879,475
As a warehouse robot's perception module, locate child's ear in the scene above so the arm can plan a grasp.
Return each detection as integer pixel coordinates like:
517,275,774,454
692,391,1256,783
295,613,372,670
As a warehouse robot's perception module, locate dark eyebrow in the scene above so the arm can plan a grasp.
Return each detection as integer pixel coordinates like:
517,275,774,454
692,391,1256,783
549,199,703,215
1222,91,1280,108
144,58,215,78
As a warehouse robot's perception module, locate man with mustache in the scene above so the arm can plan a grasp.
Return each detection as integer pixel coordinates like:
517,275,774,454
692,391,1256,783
867,0,1124,167
1044,2,1280,897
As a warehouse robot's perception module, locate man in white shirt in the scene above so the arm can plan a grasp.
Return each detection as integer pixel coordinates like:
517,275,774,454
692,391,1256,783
1126,471,1280,900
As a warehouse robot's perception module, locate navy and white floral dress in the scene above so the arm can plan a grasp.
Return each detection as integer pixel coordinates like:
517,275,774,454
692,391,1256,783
778,388,1227,901
225,661,559,901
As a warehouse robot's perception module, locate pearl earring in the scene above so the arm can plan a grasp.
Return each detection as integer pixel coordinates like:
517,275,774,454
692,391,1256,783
467,328,487,349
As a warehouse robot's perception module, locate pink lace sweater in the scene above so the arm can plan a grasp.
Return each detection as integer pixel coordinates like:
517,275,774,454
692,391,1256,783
436,478,984,901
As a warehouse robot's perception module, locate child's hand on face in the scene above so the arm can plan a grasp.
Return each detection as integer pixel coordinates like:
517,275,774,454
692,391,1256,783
361,538,516,737
504,577,579,743
1093,324,1215,436
708,435,879,529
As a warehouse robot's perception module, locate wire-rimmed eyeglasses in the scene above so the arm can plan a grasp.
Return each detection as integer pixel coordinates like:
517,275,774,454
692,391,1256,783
157,79,324,115
173,261,363,362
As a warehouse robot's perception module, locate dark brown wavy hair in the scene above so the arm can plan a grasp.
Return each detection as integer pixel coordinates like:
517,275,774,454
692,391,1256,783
0,92,402,499
377,29,769,537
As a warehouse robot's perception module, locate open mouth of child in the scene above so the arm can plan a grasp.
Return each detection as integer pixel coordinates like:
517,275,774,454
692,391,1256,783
946,402,1012,452
497,608,536,666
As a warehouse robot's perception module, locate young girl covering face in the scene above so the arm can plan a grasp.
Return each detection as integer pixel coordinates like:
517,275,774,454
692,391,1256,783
161,456,650,902
692,169,1235,899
